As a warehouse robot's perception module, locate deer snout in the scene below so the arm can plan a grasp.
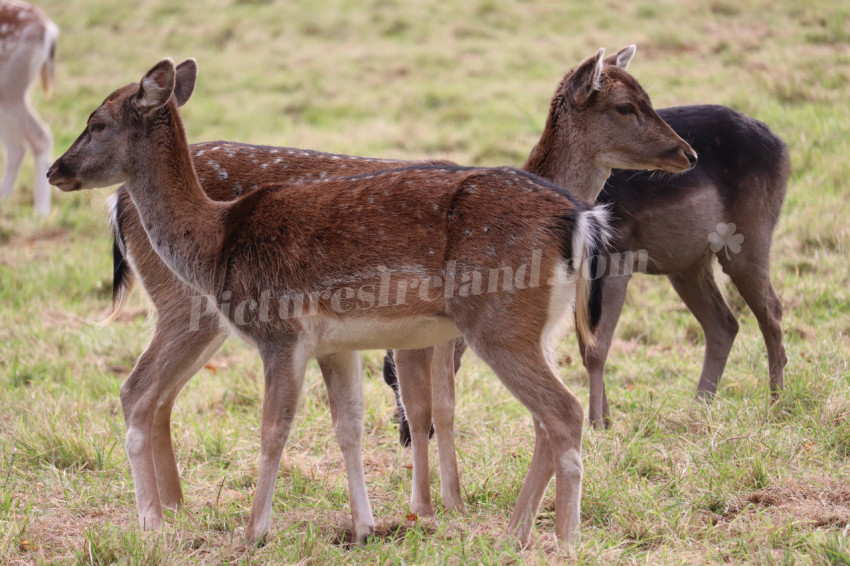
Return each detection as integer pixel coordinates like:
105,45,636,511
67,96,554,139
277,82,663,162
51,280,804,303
46,159,80,192
656,144,697,174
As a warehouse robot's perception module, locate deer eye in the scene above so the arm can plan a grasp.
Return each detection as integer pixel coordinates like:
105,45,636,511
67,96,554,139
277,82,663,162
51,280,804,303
615,104,636,116
89,121,106,134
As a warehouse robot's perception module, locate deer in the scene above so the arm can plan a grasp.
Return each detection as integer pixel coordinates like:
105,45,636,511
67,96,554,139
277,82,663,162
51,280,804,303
580,104,789,425
47,55,695,548
0,0,58,216
93,46,696,537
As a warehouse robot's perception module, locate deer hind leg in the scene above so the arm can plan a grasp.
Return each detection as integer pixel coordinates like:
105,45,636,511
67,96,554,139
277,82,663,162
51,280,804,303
668,263,739,399
430,340,465,514
317,351,375,543
246,342,309,547
722,255,787,398
0,115,27,202
20,100,53,216
580,273,630,428
466,336,584,547
501,417,554,546
393,347,435,516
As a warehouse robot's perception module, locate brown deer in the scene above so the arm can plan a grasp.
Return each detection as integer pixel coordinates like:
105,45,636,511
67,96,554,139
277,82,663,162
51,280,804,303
106,147,449,541
96,47,695,537
49,57,621,547
0,0,57,216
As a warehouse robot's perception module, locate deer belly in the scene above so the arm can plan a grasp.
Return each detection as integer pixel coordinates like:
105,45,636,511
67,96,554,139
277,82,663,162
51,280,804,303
311,315,461,355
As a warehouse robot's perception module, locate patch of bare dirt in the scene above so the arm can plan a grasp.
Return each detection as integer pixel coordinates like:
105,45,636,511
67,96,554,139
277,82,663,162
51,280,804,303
729,475,850,530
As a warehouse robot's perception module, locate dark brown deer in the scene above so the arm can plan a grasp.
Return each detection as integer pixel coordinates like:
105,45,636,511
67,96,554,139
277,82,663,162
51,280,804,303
97,46,695,533
0,0,58,216
581,104,789,425
49,57,619,547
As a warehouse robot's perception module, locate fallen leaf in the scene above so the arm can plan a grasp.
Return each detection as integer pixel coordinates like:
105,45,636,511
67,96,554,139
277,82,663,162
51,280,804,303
20,539,39,552
204,363,219,374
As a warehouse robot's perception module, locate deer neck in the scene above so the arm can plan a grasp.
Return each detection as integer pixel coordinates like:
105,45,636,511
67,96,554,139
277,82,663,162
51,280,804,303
124,102,224,295
522,115,612,203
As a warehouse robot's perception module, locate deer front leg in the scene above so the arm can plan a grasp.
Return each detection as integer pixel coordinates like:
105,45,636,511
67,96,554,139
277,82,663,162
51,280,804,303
317,351,375,543
429,340,465,514
393,347,435,516
149,316,229,510
246,343,308,547
119,313,228,529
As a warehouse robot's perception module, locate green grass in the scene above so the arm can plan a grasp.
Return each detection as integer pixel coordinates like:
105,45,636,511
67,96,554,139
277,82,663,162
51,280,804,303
1,0,849,563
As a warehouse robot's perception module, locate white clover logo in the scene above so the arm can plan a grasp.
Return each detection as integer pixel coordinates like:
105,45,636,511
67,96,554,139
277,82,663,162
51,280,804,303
708,222,744,259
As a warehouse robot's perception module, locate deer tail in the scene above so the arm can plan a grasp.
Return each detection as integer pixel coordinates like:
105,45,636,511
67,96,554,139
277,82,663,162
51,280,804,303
39,21,59,97
98,191,135,326
572,204,610,350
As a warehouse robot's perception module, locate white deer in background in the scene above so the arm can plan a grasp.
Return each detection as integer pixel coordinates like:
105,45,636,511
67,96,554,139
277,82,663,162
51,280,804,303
0,0,58,216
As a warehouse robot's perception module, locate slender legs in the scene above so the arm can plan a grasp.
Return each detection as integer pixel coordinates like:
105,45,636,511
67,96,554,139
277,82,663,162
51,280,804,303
0,98,52,215
246,343,309,547
668,265,739,399
393,347,435,516
317,351,375,542
722,259,787,398
429,341,465,513
393,339,466,516
119,310,227,530
467,336,584,547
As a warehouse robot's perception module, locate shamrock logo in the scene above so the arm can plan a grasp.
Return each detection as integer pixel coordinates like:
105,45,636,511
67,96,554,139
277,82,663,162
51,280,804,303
708,222,744,259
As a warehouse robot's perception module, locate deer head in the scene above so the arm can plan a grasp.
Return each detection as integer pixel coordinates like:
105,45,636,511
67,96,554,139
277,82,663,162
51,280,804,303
47,58,198,192
524,45,697,201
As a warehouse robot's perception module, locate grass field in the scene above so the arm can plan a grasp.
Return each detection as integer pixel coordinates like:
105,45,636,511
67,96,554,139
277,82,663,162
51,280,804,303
1,0,849,563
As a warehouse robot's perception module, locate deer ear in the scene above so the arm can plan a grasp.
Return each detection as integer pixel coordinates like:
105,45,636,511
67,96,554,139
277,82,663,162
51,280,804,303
136,58,176,115
567,48,605,106
604,44,636,71
174,59,198,107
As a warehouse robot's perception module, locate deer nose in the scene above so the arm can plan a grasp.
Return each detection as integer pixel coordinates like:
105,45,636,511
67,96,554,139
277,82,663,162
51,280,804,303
686,151,698,168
